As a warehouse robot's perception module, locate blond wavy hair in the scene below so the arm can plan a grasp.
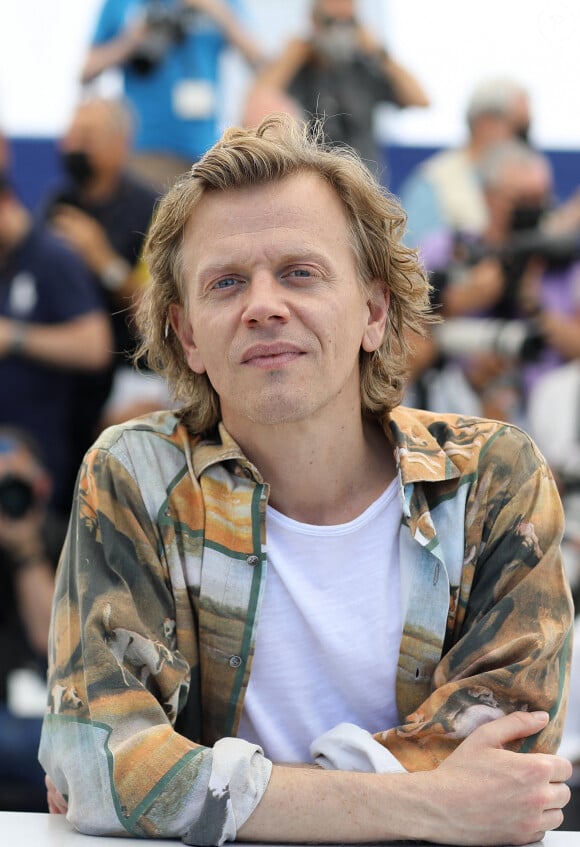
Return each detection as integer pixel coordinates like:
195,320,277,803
135,113,433,433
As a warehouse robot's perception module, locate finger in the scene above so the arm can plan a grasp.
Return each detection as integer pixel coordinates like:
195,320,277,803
546,781,572,810
546,754,574,784
542,807,566,831
468,710,550,749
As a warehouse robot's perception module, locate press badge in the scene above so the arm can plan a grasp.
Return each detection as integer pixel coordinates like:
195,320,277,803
172,79,215,119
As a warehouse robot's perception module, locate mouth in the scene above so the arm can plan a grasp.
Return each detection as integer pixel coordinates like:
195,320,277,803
241,343,305,368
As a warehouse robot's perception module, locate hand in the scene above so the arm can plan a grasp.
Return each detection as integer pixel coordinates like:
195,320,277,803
538,311,580,359
421,711,572,846
50,205,114,274
46,775,68,815
0,317,19,358
0,435,51,557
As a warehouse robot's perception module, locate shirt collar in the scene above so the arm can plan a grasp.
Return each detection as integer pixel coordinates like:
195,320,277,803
385,406,462,486
187,407,461,488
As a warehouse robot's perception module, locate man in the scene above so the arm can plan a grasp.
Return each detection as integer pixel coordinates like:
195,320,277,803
400,76,532,248
42,97,165,445
81,0,264,192
0,157,112,522
40,114,573,845
0,428,56,810
415,139,580,425
244,0,429,173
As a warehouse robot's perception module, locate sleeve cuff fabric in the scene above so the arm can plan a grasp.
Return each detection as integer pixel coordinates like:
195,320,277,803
310,722,407,774
184,737,272,846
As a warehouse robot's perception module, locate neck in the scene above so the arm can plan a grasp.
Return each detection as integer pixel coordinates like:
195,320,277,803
227,412,396,525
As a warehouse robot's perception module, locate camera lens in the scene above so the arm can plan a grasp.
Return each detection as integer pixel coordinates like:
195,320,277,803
0,475,35,518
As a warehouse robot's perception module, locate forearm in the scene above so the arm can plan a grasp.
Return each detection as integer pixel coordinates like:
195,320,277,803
242,710,571,847
184,0,263,66
81,36,141,83
239,765,424,843
255,40,312,90
4,314,112,371
14,559,54,655
382,55,430,107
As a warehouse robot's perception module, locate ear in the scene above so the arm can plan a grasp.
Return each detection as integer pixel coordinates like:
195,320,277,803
168,303,207,374
362,280,389,353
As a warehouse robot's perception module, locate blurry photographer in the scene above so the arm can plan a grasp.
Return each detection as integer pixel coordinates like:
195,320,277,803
244,0,429,175
41,96,164,445
81,0,264,192
400,76,533,248
0,428,58,810
0,143,112,523
412,138,580,424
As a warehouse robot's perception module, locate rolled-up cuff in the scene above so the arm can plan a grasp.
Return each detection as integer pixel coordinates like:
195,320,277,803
311,722,407,774
184,737,273,846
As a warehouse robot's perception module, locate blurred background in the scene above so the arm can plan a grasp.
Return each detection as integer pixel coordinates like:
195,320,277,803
1,0,579,207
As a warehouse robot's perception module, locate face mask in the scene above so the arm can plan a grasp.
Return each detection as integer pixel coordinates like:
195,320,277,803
515,124,531,145
510,203,547,232
313,19,358,64
61,151,96,187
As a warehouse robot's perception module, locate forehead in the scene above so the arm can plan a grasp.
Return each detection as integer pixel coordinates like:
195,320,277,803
497,159,552,200
315,0,356,18
66,104,119,142
182,172,354,264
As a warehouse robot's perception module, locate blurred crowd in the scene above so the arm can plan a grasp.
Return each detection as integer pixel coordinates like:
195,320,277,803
1,0,579,815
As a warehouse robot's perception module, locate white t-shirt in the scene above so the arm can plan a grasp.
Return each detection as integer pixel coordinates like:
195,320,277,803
237,479,403,763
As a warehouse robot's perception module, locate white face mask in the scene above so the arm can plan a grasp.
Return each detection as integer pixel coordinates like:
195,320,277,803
313,20,358,64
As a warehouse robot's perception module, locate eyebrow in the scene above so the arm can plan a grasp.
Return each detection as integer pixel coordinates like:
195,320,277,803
194,246,333,284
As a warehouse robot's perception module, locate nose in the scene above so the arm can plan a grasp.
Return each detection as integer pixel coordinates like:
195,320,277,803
241,271,291,326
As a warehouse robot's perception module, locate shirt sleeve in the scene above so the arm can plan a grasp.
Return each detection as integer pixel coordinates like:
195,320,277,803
91,0,133,45
38,441,272,844
374,424,574,770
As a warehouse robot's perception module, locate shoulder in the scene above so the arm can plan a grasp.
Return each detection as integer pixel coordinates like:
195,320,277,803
93,409,191,456
390,406,546,480
24,225,92,281
419,148,469,180
115,175,159,219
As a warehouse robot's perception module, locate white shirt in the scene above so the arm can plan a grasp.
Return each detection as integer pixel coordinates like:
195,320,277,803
237,479,403,763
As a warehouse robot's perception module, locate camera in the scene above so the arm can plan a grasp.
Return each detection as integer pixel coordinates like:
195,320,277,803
128,1,198,75
0,474,35,519
451,229,580,277
434,316,546,363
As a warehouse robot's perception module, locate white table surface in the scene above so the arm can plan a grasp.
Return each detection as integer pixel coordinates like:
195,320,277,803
0,812,578,847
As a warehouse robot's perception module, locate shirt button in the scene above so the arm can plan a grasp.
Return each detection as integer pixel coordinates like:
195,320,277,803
229,655,242,669
246,554,260,567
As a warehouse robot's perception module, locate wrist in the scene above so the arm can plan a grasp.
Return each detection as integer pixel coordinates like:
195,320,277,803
100,257,131,292
7,546,46,573
7,321,29,356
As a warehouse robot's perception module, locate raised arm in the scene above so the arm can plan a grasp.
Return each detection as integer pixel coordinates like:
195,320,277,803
184,0,264,68
0,311,112,371
81,17,148,84
356,26,430,107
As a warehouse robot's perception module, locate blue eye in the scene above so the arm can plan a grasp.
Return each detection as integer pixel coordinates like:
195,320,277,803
288,268,311,278
214,277,238,290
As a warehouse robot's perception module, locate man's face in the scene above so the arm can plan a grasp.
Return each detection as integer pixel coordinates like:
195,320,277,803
60,102,126,180
488,160,552,235
171,172,388,438
314,0,356,23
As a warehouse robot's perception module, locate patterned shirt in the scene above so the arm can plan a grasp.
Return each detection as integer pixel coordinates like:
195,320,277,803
39,405,573,844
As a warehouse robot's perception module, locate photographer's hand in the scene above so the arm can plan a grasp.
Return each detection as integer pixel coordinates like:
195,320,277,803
539,311,580,360
80,17,149,84
184,0,265,68
0,509,54,656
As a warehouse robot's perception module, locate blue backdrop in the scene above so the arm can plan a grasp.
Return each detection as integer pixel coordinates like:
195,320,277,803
8,136,580,213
